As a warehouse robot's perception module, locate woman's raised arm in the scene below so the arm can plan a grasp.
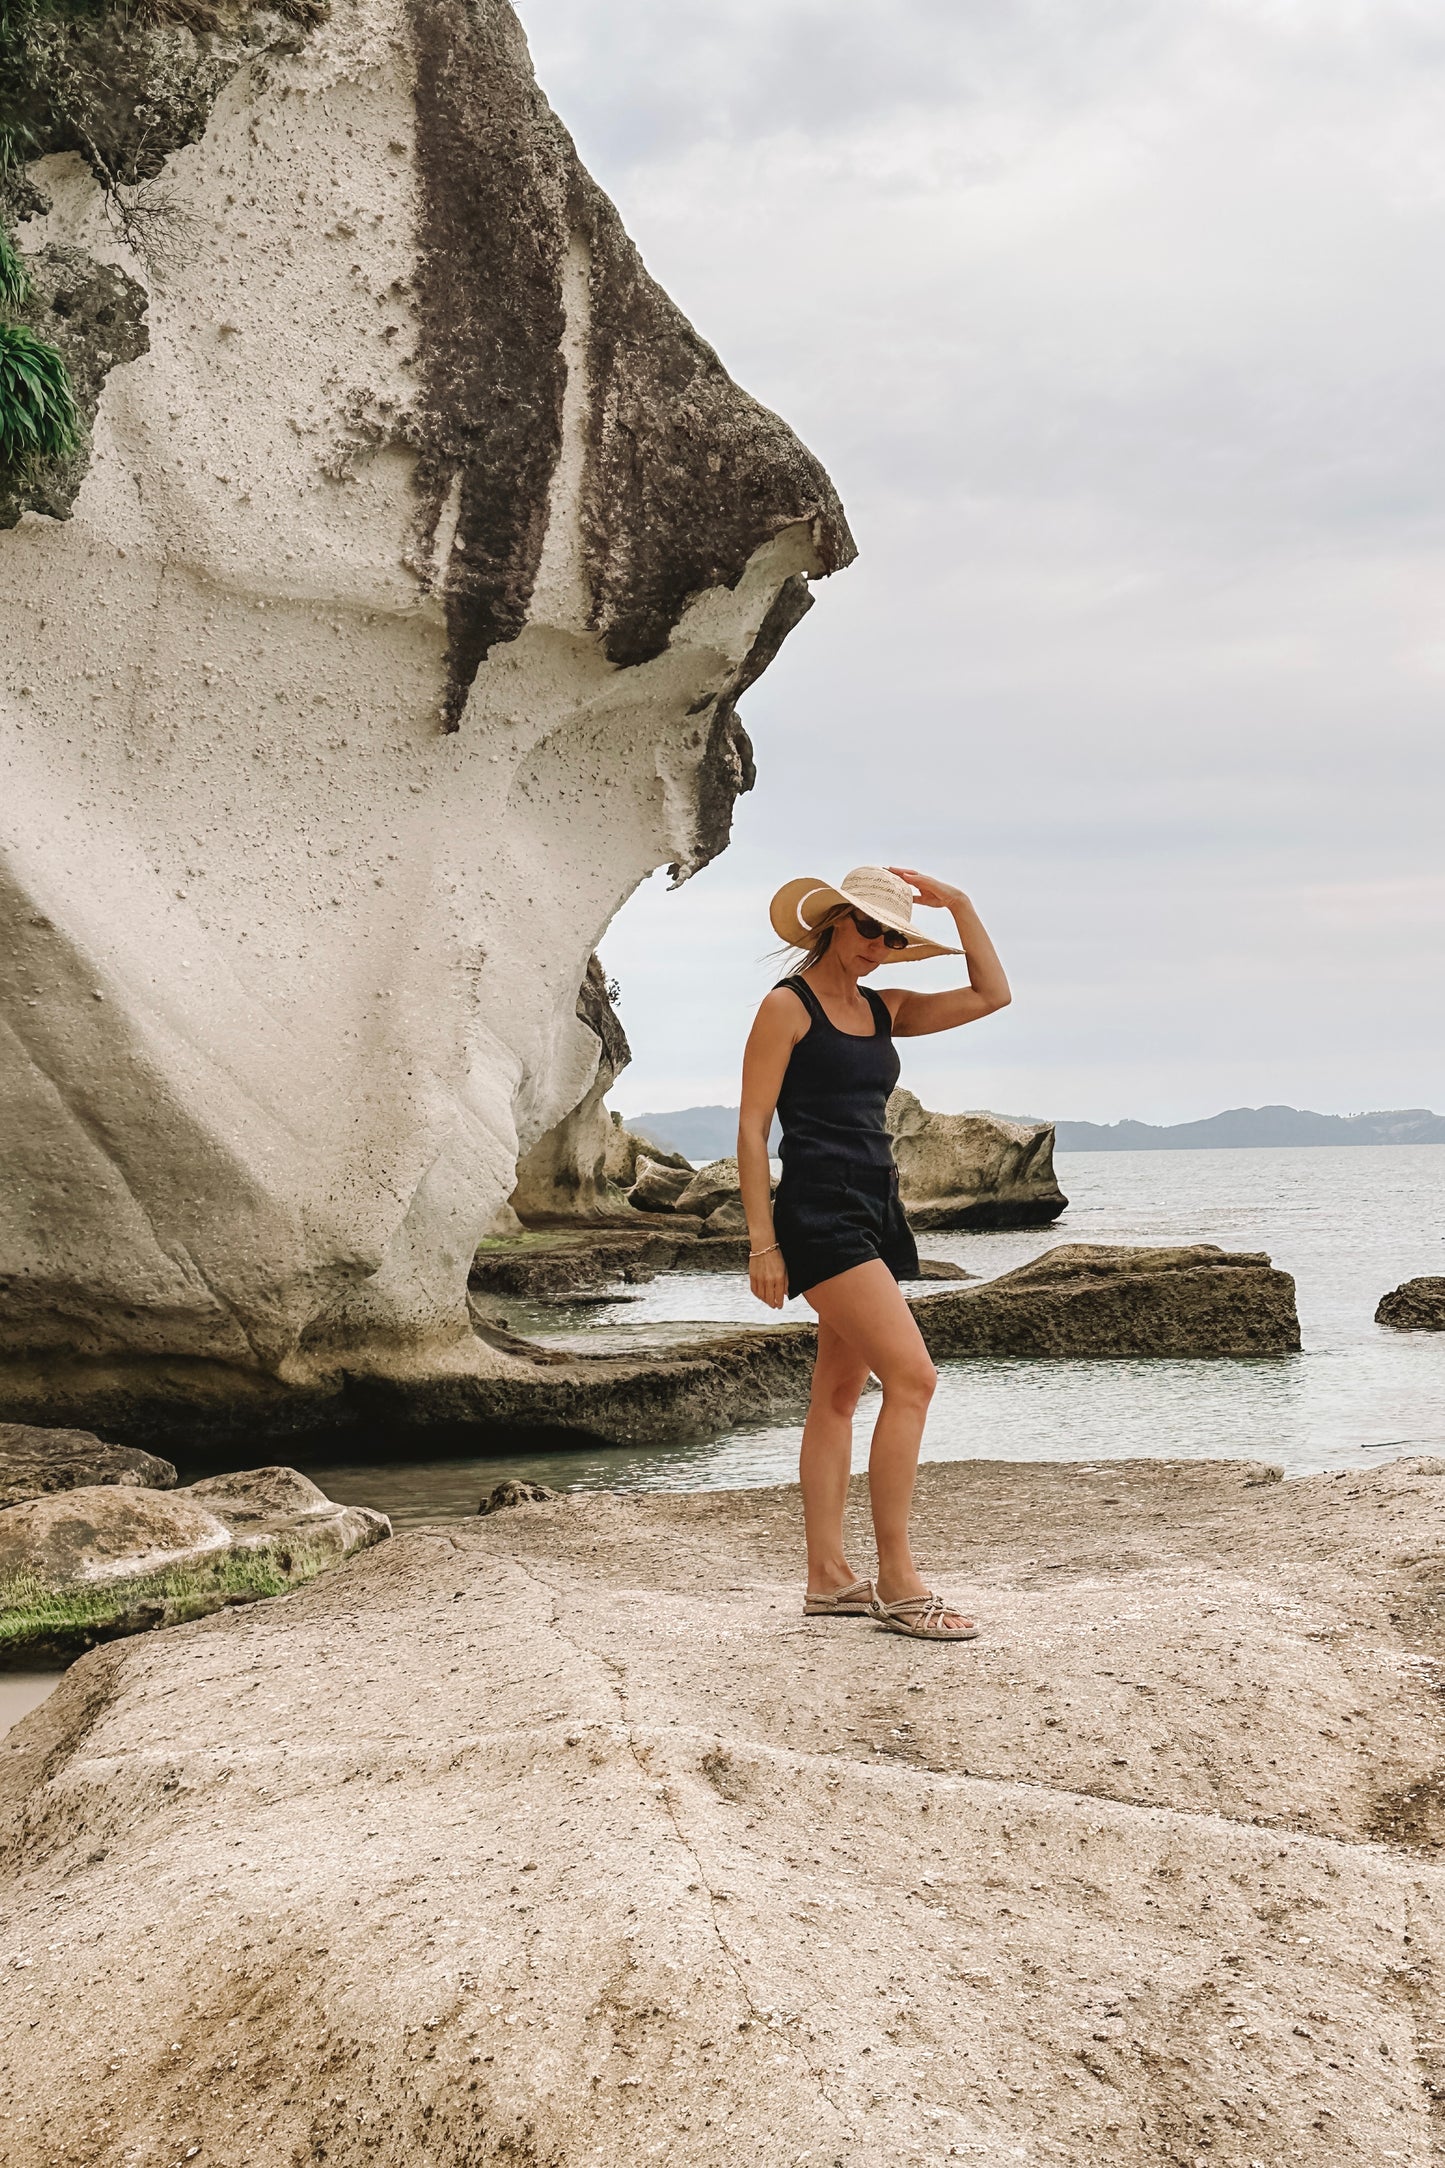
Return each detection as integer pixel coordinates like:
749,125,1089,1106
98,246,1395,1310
881,870,1011,1038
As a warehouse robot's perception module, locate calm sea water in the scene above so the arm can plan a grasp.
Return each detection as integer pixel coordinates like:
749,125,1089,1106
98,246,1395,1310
299,1145,1445,1528
9,1144,1437,1737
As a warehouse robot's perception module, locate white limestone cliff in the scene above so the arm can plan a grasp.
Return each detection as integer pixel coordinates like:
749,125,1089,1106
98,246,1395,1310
0,0,853,1433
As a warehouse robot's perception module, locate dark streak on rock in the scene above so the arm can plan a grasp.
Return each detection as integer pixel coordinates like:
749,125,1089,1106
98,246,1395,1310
574,180,855,669
405,0,854,730
407,0,567,729
575,953,630,1083
669,572,813,881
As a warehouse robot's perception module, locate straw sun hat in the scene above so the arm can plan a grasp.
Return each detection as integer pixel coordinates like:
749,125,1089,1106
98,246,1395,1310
769,864,963,964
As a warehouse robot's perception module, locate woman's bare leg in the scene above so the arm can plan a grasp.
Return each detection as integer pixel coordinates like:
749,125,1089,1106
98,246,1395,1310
806,1259,971,1627
799,1320,872,1595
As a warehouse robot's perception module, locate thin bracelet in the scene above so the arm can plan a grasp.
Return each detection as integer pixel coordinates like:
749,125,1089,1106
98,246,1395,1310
749,1242,781,1259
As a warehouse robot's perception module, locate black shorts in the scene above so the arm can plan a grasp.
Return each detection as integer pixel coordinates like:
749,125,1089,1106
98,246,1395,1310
772,1160,919,1302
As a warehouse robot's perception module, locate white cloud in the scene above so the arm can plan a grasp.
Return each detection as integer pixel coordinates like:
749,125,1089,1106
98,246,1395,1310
516,0,1445,1121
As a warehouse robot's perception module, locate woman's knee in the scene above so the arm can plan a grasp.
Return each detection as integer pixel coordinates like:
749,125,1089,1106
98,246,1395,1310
813,1364,869,1420
880,1353,937,1409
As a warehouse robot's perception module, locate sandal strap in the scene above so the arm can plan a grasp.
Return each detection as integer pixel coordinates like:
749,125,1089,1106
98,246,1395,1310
875,1591,954,1630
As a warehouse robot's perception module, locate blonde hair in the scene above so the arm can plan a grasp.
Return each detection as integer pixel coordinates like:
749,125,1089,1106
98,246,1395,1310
776,901,851,973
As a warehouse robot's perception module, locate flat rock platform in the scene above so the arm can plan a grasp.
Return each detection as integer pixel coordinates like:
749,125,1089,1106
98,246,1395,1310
3,1454,1444,2164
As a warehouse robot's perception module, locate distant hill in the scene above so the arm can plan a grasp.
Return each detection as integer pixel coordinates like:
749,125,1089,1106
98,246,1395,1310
627,1106,775,1161
1053,1106,1445,1150
628,1101,1445,1162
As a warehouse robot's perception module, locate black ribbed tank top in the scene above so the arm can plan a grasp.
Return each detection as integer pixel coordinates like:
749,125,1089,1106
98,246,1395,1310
774,973,900,1172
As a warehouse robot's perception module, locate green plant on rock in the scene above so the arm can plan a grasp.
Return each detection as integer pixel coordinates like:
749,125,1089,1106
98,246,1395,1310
0,315,78,461
0,200,80,472
0,222,26,307
0,1535,343,1662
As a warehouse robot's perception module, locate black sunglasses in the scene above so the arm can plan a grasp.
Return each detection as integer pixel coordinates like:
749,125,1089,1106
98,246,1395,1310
850,910,910,951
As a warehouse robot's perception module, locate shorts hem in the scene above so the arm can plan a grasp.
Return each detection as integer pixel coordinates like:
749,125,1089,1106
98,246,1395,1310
786,1245,910,1302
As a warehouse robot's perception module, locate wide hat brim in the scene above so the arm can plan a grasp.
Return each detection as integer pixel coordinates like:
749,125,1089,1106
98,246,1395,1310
768,875,963,963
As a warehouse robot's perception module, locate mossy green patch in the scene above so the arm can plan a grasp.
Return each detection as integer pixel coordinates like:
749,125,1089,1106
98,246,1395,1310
0,316,78,460
0,1535,341,1665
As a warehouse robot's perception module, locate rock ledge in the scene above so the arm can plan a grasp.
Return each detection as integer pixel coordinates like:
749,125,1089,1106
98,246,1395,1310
2,1456,1443,2164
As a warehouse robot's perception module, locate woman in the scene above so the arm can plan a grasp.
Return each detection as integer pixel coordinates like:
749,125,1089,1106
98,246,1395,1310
738,864,1011,1641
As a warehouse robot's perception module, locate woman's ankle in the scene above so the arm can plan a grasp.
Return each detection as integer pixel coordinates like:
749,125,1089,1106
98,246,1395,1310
874,1554,926,1603
806,1553,860,1593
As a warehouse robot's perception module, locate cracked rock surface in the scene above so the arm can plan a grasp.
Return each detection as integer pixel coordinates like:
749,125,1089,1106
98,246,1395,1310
3,1455,1444,2163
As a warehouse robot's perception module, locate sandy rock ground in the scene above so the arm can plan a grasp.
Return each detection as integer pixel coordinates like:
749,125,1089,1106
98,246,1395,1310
2,1456,1444,2165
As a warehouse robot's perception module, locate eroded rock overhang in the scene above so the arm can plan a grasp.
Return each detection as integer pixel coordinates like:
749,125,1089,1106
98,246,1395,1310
0,0,854,1421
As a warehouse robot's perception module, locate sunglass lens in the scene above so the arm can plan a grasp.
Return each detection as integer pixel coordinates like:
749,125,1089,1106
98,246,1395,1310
852,910,909,950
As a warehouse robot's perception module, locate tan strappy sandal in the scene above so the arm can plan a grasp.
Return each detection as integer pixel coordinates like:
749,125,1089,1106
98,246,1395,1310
870,1591,979,1641
803,1577,876,1617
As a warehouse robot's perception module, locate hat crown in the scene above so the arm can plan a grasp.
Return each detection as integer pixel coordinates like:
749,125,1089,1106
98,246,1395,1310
839,865,913,926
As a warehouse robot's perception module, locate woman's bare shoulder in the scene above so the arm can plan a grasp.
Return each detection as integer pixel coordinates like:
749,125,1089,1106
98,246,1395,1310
752,983,810,1036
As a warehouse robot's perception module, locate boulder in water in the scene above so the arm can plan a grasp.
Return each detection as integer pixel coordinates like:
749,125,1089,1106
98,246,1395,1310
0,1465,389,1662
887,1089,1068,1229
1375,1278,1445,1331
912,1242,1300,1357
478,1479,559,1515
0,1423,177,1509
628,1156,696,1212
674,1156,744,1221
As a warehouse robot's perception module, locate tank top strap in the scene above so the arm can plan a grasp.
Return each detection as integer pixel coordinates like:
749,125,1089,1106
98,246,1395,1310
862,986,893,1038
776,973,828,1030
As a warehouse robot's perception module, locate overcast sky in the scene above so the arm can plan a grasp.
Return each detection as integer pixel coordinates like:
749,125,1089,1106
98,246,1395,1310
515,0,1445,1124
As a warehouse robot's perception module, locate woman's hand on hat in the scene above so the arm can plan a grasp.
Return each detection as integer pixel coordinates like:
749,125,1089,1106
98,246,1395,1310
888,866,965,911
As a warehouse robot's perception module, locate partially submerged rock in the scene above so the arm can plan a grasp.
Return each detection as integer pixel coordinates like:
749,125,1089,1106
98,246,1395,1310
1376,1277,1445,1331
887,1089,1068,1229
4,1455,1444,2163
628,1155,695,1212
913,1243,1300,1358
0,1422,176,1509
394,1326,819,1451
478,1478,559,1514
0,1484,233,1589
673,1156,742,1220
3,1241,1300,1462
465,1242,1300,1450
470,1229,688,1301
0,1466,388,1664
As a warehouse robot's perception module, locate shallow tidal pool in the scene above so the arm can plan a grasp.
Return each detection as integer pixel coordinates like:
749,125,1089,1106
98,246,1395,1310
268,1144,1445,1530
